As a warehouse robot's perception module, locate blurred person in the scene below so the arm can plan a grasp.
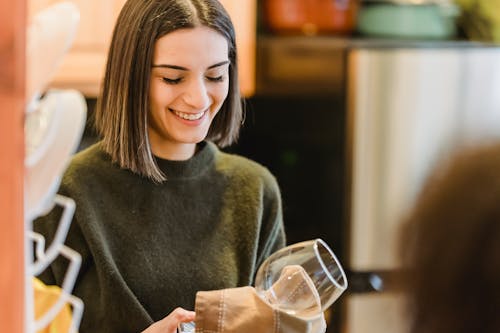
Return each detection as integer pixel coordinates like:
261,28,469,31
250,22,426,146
400,143,500,333
33,1,285,332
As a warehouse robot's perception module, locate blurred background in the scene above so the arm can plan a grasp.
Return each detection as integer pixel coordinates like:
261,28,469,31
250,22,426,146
24,0,500,332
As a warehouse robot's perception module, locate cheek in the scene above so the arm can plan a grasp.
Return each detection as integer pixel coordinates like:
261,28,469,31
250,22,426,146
150,80,175,107
213,83,230,108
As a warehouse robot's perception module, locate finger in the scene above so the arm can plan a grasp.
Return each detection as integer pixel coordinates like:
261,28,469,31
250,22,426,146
171,307,196,322
162,307,196,332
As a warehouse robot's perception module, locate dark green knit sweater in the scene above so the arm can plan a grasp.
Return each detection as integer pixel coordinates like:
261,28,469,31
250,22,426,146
34,141,285,333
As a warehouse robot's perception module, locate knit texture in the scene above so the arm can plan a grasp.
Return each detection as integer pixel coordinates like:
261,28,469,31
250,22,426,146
34,141,285,333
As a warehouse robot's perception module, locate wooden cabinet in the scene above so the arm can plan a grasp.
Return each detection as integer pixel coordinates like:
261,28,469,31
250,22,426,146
29,0,256,97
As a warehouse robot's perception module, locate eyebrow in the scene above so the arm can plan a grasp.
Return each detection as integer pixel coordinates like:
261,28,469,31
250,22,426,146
152,60,230,70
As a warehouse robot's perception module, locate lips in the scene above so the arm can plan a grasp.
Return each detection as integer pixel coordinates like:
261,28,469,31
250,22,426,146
169,108,206,121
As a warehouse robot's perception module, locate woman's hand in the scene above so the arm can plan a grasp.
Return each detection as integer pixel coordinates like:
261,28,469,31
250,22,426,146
141,307,195,333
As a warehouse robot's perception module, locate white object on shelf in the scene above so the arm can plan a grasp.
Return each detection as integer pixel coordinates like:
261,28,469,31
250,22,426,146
28,195,75,276
25,89,87,222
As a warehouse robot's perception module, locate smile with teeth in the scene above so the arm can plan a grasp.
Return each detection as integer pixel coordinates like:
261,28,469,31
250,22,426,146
170,108,206,121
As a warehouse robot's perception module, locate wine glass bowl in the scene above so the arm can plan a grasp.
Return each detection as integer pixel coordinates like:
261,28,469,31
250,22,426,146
254,239,347,316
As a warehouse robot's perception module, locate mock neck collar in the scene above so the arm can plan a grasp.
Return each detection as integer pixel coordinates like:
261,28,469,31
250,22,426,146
154,141,216,180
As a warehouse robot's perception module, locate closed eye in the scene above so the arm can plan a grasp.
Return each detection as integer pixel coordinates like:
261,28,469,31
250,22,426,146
206,75,225,83
162,77,182,85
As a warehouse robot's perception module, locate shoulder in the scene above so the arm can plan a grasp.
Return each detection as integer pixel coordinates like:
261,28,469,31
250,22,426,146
60,142,116,191
65,142,107,174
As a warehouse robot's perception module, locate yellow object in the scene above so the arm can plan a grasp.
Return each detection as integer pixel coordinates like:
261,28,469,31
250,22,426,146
33,278,73,333
454,0,500,42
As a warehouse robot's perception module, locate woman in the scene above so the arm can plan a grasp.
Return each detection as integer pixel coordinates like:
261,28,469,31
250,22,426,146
34,1,286,332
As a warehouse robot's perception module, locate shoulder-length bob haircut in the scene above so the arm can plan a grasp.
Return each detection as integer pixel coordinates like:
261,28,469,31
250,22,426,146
94,0,242,183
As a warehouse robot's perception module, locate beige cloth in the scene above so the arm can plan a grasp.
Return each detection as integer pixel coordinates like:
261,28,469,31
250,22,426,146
195,266,326,333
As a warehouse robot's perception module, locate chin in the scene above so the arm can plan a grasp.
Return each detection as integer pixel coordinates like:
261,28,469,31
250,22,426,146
178,134,209,145
171,125,211,145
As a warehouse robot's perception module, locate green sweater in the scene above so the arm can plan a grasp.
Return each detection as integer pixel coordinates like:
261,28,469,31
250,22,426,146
34,141,285,333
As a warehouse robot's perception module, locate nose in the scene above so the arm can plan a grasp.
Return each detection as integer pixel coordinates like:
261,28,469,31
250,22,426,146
183,77,210,110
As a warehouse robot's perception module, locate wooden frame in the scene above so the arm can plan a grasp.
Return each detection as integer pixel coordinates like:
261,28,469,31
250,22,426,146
0,0,26,332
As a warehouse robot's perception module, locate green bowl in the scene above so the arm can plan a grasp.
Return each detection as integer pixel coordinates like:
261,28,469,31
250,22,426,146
357,3,458,39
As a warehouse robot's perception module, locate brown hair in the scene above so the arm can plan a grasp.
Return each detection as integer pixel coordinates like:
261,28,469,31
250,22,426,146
400,144,500,333
94,0,242,182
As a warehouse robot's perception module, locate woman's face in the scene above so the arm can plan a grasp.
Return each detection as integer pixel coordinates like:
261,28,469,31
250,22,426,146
148,26,230,159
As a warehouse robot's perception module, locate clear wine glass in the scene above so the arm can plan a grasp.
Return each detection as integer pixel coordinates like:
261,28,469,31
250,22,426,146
178,239,347,332
254,238,348,318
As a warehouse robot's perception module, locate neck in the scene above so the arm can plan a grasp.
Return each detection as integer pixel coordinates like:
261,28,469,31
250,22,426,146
151,142,197,161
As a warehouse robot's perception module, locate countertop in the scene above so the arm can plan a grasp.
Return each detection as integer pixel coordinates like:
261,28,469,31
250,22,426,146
259,34,500,50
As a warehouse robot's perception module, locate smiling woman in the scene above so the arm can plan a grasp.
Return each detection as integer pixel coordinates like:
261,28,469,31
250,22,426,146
94,0,244,183
33,1,285,333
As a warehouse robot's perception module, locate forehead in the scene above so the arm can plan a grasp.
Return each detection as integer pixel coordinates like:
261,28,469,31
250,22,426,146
152,26,229,67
